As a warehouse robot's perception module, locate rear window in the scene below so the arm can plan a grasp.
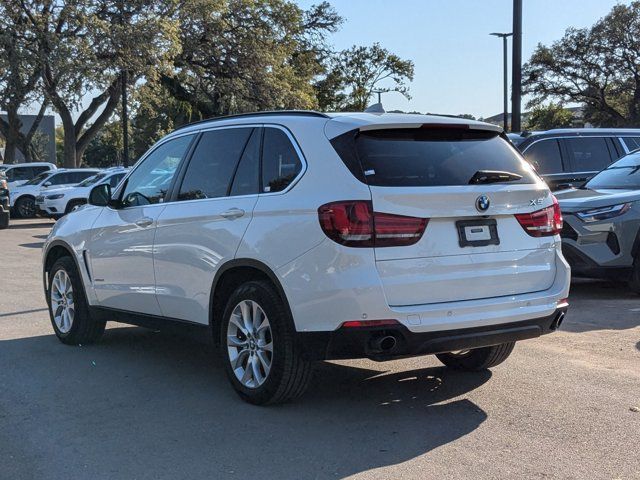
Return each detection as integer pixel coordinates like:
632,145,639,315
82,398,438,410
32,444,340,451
332,128,538,187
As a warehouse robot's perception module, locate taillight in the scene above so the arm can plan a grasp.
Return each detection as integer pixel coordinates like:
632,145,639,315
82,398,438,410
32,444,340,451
318,200,428,247
515,196,563,237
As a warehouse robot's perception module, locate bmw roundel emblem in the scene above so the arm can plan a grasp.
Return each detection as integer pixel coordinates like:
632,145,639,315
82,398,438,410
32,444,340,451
475,195,490,212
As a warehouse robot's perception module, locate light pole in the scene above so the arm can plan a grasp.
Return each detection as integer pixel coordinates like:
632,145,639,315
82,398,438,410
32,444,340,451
512,0,523,132
490,32,512,131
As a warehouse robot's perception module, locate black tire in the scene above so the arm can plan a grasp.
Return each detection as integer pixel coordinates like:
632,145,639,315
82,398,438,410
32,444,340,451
436,342,516,371
14,196,36,218
219,280,312,405
628,254,640,293
47,256,106,345
0,211,8,229
64,199,86,215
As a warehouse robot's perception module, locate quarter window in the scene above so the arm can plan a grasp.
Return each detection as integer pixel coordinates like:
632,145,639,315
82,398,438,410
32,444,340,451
121,135,193,207
178,128,254,201
524,139,563,174
622,137,640,152
261,128,302,193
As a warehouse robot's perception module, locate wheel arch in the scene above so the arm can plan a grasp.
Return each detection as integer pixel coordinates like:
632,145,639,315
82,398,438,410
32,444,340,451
209,258,294,344
43,240,85,303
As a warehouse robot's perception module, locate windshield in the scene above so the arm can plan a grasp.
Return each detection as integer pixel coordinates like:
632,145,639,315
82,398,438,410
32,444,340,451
24,172,50,186
78,173,107,187
586,152,640,190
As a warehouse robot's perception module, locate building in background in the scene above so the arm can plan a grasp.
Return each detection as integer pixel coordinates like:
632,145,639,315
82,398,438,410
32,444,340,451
0,114,56,164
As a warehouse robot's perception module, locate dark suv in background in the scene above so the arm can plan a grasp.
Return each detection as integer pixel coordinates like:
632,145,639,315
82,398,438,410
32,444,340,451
0,173,9,229
509,129,640,190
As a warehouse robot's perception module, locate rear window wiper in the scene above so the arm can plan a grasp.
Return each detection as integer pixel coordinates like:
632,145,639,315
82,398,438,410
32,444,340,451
468,170,523,185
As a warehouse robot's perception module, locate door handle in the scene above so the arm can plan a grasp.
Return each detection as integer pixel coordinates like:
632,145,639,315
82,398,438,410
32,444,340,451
220,208,245,219
135,217,154,228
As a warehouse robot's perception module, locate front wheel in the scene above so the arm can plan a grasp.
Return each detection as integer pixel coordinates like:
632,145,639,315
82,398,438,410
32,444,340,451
220,280,312,405
436,342,515,371
48,256,105,345
15,196,36,218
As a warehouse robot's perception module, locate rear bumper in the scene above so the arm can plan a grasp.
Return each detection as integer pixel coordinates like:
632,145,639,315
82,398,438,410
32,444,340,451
298,307,567,361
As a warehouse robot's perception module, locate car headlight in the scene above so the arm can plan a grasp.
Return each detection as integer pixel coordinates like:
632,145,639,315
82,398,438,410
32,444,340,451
576,203,632,223
46,194,65,200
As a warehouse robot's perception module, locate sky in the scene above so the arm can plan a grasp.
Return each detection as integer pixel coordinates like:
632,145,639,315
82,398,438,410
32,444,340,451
31,0,632,124
295,0,632,118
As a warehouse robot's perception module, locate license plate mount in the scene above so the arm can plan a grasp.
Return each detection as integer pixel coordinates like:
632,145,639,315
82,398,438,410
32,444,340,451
456,219,500,247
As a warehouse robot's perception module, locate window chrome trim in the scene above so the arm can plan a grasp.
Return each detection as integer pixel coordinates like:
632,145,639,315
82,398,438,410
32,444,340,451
112,122,307,210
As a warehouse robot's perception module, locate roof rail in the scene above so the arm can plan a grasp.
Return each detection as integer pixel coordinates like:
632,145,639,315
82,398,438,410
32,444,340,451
173,110,330,132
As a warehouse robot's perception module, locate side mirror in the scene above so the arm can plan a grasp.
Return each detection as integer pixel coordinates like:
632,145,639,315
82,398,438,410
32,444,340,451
43,181,52,187
88,183,112,207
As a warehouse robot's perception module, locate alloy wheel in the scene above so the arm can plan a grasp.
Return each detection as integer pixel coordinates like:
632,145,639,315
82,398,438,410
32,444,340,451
50,269,75,333
227,300,273,388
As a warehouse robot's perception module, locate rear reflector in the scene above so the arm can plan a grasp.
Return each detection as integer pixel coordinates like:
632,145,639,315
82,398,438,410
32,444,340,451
514,196,563,237
341,319,399,328
318,200,428,247
557,298,569,308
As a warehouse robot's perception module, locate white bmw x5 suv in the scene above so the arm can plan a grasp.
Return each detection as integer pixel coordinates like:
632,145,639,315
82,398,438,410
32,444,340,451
43,111,570,404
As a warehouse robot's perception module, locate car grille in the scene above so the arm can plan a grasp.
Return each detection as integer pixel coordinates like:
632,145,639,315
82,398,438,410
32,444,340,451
560,219,578,241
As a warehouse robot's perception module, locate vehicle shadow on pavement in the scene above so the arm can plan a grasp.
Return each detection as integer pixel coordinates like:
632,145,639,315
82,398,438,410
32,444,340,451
18,241,45,249
7,221,53,230
0,326,490,480
563,278,640,333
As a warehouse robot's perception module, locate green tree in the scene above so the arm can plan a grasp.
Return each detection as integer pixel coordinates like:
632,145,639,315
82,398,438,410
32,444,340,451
319,43,414,111
83,121,124,168
0,1,47,163
526,103,573,130
19,0,180,167
523,1,640,127
160,0,341,118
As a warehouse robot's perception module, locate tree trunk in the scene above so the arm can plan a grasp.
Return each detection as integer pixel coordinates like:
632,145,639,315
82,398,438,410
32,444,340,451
3,108,23,164
60,114,77,168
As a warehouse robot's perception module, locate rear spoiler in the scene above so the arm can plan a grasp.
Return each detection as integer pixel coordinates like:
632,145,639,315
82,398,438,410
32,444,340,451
325,117,503,140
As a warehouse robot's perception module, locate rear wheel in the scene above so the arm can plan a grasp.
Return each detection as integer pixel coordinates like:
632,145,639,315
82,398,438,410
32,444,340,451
48,256,105,345
628,251,640,293
220,280,312,405
436,342,515,371
0,210,8,229
15,196,36,218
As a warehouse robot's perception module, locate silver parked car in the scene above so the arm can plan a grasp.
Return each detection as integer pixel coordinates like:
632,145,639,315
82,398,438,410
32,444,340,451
556,150,640,291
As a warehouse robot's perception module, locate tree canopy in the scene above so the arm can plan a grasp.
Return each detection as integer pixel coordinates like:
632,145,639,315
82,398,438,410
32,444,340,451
1,0,415,166
523,1,640,127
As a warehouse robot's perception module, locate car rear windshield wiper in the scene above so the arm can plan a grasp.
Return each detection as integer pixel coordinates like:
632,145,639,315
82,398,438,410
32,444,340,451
468,170,523,185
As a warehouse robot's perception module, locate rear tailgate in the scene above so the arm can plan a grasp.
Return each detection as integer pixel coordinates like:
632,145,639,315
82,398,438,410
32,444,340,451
332,125,559,306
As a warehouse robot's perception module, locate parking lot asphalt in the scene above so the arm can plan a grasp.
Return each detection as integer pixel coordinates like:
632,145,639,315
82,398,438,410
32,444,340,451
1,218,639,480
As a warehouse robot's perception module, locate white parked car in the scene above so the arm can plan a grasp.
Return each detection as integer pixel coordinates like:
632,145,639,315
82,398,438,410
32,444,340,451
0,162,57,190
11,168,100,218
42,111,570,404
36,167,129,218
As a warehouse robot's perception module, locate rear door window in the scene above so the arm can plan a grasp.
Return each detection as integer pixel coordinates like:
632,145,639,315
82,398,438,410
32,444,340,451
563,137,613,172
334,128,538,187
69,171,95,183
523,139,564,174
178,127,253,201
32,166,51,175
48,173,71,185
230,128,261,196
